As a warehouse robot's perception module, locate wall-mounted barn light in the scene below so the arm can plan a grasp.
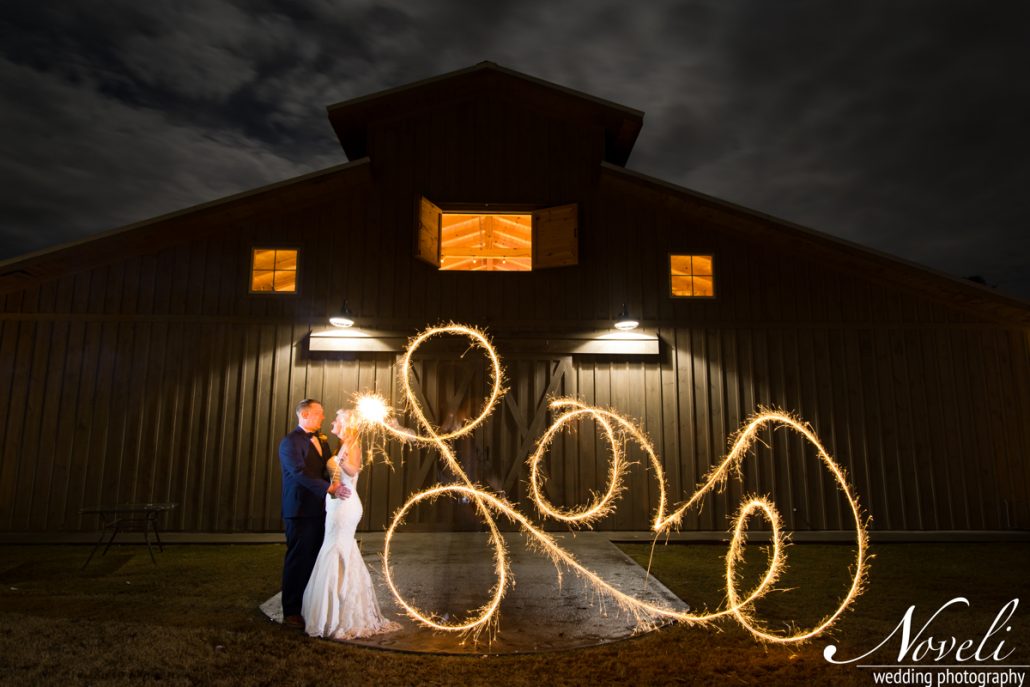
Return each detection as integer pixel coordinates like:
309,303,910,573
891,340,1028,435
614,303,639,331
329,300,356,328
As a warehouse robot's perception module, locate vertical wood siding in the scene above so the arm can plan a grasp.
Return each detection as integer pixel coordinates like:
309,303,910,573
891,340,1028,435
1,98,1027,534
1,315,1026,533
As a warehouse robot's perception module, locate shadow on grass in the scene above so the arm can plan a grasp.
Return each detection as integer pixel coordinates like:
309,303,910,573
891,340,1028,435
0,541,1027,686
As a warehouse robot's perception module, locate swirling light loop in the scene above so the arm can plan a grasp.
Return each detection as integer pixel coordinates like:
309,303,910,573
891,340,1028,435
382,485,510,634
356,323,870,644
398,324,504,444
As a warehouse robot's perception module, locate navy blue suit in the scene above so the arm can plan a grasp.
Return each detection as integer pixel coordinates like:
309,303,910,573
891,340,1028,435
279,426,332,617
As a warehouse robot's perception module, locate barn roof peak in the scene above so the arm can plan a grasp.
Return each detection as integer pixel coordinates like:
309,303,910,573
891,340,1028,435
326,61,644,166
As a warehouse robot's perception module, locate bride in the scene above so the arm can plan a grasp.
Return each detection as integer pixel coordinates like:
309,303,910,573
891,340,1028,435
300,408,401,640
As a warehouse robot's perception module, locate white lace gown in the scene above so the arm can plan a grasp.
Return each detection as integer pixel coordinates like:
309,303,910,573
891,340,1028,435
301,465,401,640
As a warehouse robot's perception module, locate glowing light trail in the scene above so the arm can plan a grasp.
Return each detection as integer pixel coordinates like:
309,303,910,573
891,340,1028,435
354,323,870,644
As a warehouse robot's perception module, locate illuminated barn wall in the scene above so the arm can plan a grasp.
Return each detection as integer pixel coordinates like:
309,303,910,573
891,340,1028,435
1,64,1028,535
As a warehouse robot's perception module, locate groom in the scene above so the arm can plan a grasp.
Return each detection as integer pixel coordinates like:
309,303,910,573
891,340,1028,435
279,398,351,630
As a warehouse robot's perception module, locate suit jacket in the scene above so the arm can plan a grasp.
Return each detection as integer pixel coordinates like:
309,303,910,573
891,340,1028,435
279,426,332,518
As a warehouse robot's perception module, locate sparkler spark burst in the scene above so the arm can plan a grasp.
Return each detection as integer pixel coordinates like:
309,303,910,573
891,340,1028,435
355,393,390,426
357,323,870,645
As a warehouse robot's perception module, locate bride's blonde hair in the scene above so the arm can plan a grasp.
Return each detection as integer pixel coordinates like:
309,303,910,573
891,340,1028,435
334,409,356,435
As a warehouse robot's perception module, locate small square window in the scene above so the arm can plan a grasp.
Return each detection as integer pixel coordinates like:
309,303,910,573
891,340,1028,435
670,254,715,298
251,248,298,293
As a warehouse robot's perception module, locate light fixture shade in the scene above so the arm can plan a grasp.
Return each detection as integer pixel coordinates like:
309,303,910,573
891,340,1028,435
329,315,354,328
329,300,355,328
614,303,638,331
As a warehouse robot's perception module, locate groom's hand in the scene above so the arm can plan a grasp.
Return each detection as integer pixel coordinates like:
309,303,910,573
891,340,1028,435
332,483,352,499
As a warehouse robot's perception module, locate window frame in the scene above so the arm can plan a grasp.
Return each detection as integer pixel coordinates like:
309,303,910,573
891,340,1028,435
668,253,717,300
248,246,302,296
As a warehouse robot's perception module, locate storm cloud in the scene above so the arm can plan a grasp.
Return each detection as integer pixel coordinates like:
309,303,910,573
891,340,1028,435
1,1,1027,298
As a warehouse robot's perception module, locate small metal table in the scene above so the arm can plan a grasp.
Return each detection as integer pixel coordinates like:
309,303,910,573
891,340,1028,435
79,503,177,569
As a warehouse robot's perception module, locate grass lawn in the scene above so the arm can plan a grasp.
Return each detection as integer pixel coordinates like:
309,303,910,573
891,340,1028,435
1,540,1027,686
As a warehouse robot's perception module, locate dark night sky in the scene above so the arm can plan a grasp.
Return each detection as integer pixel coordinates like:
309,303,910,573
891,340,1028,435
1,1,1027,299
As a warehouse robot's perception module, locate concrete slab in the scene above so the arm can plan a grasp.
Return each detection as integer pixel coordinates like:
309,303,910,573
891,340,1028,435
260,531,688,655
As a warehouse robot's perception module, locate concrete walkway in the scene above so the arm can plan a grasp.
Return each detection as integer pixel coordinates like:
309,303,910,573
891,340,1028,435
263,531,688,655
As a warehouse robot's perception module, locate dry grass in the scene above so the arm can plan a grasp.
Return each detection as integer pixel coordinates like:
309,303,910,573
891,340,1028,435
1,540,1027,686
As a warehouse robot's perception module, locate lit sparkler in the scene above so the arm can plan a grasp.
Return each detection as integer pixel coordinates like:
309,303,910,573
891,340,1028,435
353,323,870,644
355,393,390,426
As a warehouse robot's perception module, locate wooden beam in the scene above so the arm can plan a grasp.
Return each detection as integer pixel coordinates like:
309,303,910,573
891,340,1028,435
442,232,481,244
441,248,532,258
493,216,532,235
492,229,532,246
440,216,481,229
441,229,483,247
440,257,476,271
487,261,532,272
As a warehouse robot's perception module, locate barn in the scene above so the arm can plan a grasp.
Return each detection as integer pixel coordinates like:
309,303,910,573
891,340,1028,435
1,62,1027,540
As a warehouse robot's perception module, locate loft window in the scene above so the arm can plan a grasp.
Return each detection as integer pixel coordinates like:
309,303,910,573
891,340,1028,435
670,254,714,297
250,248,298,293
441,213,532,271
416,197,578,271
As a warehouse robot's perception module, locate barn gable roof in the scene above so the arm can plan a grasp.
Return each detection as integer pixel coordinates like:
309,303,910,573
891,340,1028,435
0,158,371,295
602,163,1030,324
326,61,644,167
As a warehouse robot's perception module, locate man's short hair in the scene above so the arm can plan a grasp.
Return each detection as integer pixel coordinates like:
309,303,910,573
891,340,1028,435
295,398,322,415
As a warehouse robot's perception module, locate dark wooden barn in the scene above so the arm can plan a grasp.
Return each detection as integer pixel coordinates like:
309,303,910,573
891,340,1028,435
1,62,1028,539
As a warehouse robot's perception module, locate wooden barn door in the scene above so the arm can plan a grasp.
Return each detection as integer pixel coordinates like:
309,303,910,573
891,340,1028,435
399,354,575,531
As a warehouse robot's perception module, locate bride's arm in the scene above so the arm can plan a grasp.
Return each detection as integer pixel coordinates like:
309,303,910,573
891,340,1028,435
338,432,363,477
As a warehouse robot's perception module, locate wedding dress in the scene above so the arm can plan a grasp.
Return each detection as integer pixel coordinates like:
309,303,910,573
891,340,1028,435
303,456,401,640
261,451,401,640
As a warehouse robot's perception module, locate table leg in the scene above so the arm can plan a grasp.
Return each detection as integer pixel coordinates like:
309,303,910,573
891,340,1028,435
143,520,156,564
102,521,122,556
81,527,108,570
151,517,165,553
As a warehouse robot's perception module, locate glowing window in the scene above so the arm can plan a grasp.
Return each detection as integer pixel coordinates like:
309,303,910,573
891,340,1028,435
670,254,714,297
417,197,577,271
251,248,298,293
439,214,533,272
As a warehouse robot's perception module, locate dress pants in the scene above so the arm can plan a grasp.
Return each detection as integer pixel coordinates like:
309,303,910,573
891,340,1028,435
282,515,326,617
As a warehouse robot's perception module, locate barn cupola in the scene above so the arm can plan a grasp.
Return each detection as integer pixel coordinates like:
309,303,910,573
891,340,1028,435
327,61,642,207
329,62,638,167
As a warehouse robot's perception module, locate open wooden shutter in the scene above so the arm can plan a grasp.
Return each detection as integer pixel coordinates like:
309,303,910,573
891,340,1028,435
416,196,442,267
532,203,578,269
